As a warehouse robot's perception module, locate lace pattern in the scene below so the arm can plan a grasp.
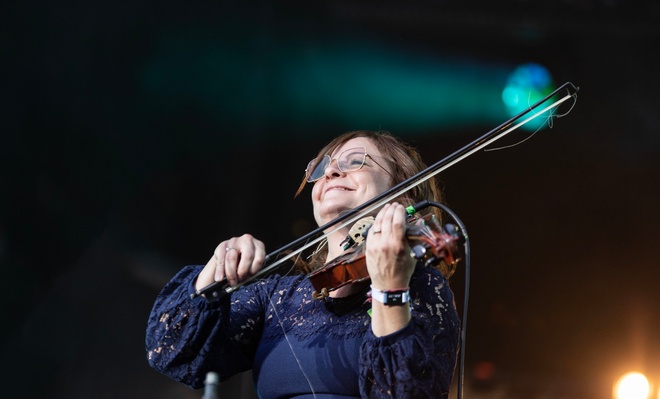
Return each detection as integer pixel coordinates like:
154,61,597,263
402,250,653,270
258,275,372,341
359,267,460,399
145,263,460,396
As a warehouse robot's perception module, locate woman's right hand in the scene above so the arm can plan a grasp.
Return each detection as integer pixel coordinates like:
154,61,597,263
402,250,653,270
194,234,266,290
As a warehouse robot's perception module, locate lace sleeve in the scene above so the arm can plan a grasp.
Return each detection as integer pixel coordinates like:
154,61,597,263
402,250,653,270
145,265,268,389
359,266,460,399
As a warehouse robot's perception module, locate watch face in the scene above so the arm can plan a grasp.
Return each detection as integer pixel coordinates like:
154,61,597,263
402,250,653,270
385,292,405,305
372,288,410,306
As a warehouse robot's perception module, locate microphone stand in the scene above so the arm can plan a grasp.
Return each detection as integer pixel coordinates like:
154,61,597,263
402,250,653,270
201,372,219,399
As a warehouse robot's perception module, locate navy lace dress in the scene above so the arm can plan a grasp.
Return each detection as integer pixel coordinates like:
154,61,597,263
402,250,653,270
145,263,460,398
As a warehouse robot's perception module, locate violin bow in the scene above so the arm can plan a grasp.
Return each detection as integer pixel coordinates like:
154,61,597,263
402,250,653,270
192,82,579,301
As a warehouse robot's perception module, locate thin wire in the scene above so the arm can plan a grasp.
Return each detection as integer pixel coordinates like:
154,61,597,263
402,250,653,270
457,231,470,399
266,242,319,398
417,201,469,399
484,89,578,152
483,122,545,152
266,296,318,398
306,239,327,260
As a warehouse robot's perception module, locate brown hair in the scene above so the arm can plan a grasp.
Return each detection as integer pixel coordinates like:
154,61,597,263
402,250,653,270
295,130,454,277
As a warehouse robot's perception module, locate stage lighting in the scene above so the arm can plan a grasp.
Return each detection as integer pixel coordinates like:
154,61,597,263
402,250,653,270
613,371,651,399
502,63,555,131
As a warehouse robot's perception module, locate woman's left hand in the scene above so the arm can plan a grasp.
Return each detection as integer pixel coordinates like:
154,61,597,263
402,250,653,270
366,202,416,290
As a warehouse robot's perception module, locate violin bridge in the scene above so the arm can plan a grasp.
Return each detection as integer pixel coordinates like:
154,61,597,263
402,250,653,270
346,216,375,248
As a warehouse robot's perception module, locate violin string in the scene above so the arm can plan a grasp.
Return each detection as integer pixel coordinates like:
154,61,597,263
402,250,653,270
421,223,435,239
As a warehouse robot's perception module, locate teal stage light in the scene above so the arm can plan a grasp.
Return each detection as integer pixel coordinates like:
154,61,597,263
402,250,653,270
502,63,555,131
141,30,558,138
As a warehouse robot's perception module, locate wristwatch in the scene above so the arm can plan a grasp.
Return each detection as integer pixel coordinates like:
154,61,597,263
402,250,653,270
370,286,410,306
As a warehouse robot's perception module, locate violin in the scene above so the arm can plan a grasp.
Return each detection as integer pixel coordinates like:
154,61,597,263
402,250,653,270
308,214,465,300
191,82,578,302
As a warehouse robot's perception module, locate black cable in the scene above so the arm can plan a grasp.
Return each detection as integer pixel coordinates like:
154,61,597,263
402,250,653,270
408,200,470,399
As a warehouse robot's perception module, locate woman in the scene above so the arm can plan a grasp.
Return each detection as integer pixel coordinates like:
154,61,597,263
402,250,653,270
145,130,460,398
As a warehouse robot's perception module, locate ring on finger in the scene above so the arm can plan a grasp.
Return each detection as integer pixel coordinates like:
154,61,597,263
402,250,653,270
226,247,237,252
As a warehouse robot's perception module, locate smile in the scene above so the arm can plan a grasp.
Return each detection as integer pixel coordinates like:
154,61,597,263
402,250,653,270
325,185,353,193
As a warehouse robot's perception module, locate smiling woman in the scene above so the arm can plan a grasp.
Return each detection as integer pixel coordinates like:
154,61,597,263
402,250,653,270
145,130,460,398
309,140,394,235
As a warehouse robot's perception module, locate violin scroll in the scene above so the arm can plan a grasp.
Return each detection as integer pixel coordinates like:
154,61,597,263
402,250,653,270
409,222,464,278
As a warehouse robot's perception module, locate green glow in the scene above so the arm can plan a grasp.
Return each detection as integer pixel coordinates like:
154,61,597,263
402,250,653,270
141,32,518,136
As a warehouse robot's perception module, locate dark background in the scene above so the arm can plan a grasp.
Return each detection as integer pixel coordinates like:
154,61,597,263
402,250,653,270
1,1,659,398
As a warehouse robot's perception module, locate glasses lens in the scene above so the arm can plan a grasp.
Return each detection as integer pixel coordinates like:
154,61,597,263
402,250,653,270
306,155,330,182
305,148,367,183
337,148,366,172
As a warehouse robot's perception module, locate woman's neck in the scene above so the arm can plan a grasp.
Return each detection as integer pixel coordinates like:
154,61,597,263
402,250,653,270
324,228,350,261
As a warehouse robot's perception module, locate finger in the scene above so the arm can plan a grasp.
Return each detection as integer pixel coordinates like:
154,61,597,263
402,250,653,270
229,234,265,284
390,203,407,239
235,237,256,282
250,240,267,276
370,203,390,236
372,203,407,252
378,203,397,236
223,239,241,285
224,248,239,285
213,242,230,282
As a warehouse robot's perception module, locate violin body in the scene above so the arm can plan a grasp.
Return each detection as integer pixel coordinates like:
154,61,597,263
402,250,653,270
308,215,464,299
308,247,371,299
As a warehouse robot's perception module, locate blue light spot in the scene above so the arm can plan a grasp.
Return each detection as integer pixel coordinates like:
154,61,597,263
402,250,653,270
502,63,555,130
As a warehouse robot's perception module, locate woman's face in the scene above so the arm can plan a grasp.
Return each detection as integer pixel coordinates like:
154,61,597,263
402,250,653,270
311,137,393,227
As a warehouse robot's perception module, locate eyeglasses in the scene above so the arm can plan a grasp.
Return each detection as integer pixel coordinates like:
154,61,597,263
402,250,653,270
305,146,392,183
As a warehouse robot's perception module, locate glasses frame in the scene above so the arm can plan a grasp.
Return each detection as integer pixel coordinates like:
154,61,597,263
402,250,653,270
305,146,392,183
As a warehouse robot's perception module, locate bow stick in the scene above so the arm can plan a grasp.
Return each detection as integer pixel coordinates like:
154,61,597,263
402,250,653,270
192,82,579,301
